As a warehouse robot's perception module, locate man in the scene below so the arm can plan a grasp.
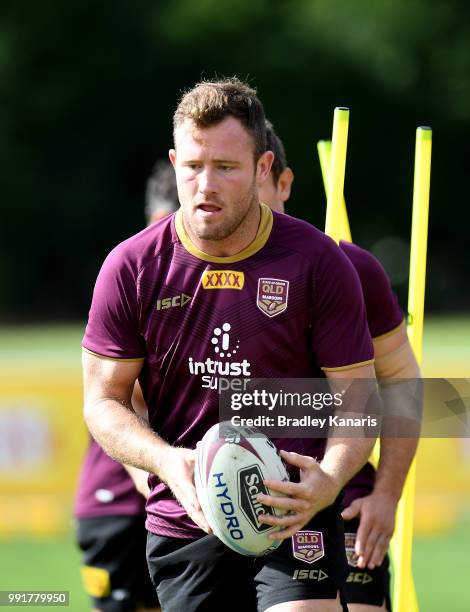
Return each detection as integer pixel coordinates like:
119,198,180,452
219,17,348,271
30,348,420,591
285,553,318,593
82,78,376,612
75,161,178,612
145,160,180,223
258,122,420,611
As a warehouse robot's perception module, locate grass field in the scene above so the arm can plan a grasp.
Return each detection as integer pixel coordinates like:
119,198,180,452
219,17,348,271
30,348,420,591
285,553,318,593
0,320,469,611
0,513,469,611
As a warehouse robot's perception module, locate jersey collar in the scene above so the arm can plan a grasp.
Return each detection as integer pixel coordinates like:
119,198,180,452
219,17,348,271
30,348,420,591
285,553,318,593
174,203,273,263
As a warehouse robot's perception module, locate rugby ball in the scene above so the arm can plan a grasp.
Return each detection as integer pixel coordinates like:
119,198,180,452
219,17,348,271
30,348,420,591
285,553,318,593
195,421,290,556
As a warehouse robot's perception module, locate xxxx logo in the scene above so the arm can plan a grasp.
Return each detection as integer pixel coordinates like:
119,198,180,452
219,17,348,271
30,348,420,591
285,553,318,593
201,270,244,290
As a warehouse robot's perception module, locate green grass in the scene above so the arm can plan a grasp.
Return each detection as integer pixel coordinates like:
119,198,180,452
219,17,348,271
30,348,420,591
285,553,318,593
0,324,84,370
0,516,469,612
413,511,470,612
0,532,88,612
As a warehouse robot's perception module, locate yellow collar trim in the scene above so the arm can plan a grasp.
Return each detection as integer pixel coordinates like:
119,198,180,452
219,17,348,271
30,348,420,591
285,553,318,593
174,203,273,263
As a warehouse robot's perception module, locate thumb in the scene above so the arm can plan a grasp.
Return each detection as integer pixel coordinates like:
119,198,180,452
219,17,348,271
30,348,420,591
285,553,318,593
341,499,362,520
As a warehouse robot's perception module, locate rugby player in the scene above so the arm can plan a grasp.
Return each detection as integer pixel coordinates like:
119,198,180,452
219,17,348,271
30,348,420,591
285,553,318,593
74,161,178,612
82,78,378,612
258,122,420,611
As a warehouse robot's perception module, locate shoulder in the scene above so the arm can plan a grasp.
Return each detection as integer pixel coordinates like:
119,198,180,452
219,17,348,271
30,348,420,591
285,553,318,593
271,212,350,267
340,240,404,337
339,240,390,285
103,213,177,275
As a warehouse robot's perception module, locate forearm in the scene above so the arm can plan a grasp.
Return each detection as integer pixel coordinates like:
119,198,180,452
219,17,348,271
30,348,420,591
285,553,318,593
84,396,169,476
321,437,375,492
374,436,418,500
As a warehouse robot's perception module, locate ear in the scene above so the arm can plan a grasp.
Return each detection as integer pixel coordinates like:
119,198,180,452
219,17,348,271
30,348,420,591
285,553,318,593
277,167,294,203
169,149,176,168
256,150,274,184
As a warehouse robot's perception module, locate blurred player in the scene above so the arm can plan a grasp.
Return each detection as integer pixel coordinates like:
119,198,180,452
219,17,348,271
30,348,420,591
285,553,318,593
82,78,377,612
74,161,178,612
145,159,180,223
258,121,420,611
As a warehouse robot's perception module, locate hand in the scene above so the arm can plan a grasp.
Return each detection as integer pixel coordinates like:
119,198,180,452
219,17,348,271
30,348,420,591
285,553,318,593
157,446,212,534
341,490,398,569
256,450,340,541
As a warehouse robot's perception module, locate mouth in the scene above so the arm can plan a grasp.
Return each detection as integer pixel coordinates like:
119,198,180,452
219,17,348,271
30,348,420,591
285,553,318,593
196,202,223,216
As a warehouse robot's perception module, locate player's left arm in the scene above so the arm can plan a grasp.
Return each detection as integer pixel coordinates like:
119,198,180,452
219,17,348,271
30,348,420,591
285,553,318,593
258,362,377,540
342,322,421,569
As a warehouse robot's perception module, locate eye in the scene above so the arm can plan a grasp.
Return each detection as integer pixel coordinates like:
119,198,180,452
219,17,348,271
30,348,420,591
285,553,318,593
219,165,233,171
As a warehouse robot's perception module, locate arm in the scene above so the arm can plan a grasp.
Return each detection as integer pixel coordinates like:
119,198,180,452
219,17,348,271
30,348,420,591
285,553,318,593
82,350,211,532
257,363,377,541
342,323,421,568
121,381,152,498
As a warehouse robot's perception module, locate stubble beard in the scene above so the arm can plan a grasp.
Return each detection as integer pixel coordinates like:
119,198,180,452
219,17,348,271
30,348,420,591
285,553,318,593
189,179,259,242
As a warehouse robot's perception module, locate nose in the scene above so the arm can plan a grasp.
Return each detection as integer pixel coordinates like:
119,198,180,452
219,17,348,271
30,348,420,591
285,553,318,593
198,168,218,196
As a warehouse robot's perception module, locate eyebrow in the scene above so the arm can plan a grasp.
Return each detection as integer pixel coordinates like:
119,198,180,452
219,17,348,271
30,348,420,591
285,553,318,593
182,158,240,165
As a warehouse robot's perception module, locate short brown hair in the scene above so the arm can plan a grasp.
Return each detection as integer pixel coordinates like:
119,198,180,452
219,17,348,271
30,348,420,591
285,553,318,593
173,78,267,160
265,120,287,185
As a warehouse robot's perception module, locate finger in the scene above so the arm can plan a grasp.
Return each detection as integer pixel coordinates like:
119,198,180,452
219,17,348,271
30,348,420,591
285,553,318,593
357,530,380,568
341,500,361,520
258,512,305,528
279,450,317,470
178,486,212,534
355,514,374,557
257,492,309,513
368,535,390,569
268,523,303,541
263,478,309,498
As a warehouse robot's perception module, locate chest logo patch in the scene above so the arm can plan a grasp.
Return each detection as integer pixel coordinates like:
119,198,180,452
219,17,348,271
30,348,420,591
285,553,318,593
201,270,244,290
257,278,289,318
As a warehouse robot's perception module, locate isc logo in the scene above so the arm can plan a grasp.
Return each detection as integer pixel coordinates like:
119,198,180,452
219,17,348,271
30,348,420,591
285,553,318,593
155,293,192,311
346,572,373,585
201,270,245,290
292,569,328,581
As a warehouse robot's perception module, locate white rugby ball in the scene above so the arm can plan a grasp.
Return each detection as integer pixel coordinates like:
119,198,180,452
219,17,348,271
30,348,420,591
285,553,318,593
195,421,290,556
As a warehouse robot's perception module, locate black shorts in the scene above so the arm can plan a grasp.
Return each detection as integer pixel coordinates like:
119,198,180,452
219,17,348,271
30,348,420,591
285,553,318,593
146,499,349,612
343,518,391,610
76,515,159,612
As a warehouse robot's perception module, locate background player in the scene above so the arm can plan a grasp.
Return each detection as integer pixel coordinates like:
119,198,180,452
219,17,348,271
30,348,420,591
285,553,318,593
82,78,377,612
74,160,178,612
258,121,420,611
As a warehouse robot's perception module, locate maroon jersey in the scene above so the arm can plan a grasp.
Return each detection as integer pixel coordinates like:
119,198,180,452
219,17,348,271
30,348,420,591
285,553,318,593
75,438,145,518
83,205,373,538
340,240,404,508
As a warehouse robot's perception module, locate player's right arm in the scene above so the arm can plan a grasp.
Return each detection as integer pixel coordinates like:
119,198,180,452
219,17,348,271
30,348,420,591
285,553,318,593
82,350,211,533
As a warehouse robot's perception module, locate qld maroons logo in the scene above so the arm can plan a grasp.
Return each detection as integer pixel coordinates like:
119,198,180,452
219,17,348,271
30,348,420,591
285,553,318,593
292,530,324,564
345,532,359,567
257,278,289,318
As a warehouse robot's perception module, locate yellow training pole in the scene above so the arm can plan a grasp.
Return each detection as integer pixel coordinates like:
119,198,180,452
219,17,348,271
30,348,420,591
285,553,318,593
318,140,352,242
391,126,432,612
324,108,350,244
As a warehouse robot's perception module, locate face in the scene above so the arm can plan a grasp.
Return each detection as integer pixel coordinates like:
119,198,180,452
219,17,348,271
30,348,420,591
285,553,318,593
258,167,294,214
170,116,273,246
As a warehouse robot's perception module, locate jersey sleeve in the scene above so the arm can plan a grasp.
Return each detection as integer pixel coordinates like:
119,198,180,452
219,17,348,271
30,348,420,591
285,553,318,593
311,244,374,371
350,246,404,339
82,245,145,360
